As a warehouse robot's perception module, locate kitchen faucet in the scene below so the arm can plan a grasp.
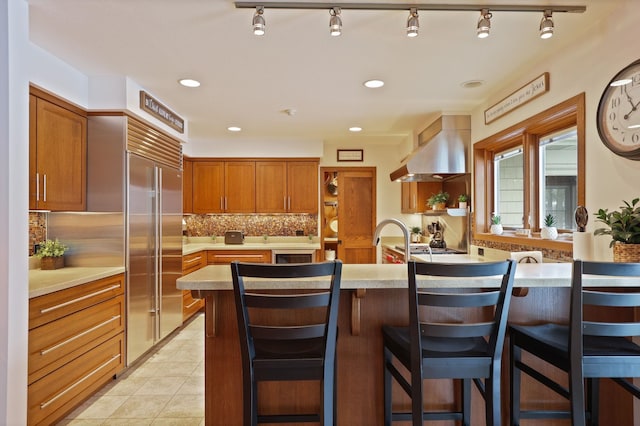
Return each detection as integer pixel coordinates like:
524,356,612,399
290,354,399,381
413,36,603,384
372,218,433,263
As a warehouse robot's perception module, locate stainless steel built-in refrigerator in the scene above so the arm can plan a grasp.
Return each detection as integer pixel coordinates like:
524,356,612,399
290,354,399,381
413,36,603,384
127,153,183,364
86,115,184,366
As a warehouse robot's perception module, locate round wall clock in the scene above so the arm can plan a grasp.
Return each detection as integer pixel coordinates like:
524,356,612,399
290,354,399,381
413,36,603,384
596,58,640,160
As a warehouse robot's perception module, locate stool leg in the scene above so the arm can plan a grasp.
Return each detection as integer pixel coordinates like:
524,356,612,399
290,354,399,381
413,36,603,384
461,378,471,426
587,378,599,426
486,366,501,426
383,346,393,426
510,342,522,426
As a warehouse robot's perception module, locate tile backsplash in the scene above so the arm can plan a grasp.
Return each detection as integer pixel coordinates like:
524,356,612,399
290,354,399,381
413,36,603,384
185,214,318,237
29,212,47,256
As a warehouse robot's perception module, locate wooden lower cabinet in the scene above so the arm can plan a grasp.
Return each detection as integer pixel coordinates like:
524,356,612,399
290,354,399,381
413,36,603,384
182,251,206,322
28,273,125,425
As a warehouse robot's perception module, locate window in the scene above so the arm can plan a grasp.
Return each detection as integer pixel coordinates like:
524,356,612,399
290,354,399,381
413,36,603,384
474,93,585,241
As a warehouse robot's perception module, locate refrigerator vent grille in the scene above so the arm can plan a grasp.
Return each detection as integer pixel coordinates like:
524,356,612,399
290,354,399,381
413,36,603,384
127,118,182,169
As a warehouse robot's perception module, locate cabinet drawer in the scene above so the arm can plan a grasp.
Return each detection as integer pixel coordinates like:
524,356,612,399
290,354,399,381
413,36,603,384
183,290,204,322
207,250,271,264
29,274,124,330
28,333,124,426
182,251,206,274
29,294,124,384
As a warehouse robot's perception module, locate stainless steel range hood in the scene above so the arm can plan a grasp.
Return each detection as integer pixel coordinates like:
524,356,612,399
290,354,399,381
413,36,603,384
390,115,471,182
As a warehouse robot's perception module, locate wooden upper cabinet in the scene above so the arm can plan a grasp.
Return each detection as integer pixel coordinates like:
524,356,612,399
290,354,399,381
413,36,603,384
225,161,255,212
192,161,224,213
287,161,318,213
29,93,87,211
401,181,440,213
182,157,193,214
256,161,287,213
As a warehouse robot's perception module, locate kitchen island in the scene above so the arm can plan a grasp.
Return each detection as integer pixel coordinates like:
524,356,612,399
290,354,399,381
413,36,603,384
177,262,637,425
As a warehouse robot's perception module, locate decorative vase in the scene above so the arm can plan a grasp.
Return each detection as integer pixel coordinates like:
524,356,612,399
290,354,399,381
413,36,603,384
613,242,640,263
540,226,558,240
490,224,503,235
40,256,64,270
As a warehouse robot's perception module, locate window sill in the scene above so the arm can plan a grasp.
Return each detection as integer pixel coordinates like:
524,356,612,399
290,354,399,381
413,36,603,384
474,231,572,251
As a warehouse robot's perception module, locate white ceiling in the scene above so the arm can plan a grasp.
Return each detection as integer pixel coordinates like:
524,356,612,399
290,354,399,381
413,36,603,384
27,0,615,147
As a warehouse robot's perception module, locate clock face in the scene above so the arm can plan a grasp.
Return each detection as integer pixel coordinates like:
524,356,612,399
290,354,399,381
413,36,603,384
597,59,640,160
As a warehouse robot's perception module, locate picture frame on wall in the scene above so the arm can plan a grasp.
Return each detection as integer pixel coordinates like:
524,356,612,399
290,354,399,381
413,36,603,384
337,149,364,162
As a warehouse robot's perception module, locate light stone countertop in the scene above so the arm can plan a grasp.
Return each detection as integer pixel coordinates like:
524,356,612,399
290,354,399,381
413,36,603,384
29,266,126,298
183,237,321,255
177,262,639,291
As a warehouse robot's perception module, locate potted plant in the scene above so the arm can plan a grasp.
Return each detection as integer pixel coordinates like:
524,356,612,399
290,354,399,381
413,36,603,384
490,214,503,235
540,214,558,240
410,226,422,243
594,198,640,262
36,238,68,270
427,191,449,210
458,194,469,209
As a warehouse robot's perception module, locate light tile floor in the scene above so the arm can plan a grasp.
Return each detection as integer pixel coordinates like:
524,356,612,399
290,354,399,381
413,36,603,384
59,313,205,425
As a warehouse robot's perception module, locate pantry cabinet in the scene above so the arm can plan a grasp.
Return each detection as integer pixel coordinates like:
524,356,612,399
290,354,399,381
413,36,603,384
182,251,206,322
29,89,87,211
256,160,318,213
28,273,125,425
192,160,255,213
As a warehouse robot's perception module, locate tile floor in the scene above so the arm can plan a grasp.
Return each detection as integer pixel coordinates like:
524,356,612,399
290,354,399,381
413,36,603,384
59,313,205,425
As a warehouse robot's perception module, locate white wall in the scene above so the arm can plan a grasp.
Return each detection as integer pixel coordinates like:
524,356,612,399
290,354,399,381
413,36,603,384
184,136,323,158
470,0,640,260
1,0,29,423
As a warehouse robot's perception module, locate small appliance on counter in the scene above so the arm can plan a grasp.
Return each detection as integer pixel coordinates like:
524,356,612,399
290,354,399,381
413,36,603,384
225,231,245,245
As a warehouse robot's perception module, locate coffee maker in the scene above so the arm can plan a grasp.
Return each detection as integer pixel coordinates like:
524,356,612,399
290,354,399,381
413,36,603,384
427,222,446,249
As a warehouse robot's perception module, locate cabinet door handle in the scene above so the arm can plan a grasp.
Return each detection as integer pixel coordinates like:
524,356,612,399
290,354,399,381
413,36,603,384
184,255,203,265
39,353,121,409
288,196,291,210
43,174,47,202
40,284,121,314
36,172,40,201
283,197,287,210
40,315,121,356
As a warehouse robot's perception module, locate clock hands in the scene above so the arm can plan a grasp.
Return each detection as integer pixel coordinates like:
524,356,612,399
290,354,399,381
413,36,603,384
623,85,640,120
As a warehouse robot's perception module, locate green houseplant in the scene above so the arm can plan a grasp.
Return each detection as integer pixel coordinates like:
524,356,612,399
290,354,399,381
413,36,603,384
541,214,558,240
457,194,469,209
36,238,68,270
490,214,503,235
410,226,422,243
427,191,449,210
594,198,640,262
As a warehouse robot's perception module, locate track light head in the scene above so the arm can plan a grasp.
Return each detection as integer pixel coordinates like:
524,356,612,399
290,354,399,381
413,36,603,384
406,8,419,38
476,9,491,39
539,10,554,39
252,6,265,36
329,7,342,37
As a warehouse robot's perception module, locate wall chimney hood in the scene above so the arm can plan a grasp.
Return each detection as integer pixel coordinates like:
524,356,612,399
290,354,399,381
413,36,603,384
390,115,470,182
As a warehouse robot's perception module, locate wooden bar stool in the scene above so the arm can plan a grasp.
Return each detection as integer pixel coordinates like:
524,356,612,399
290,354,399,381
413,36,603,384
382,260,516,426
230,260,342,426
510,260,640,425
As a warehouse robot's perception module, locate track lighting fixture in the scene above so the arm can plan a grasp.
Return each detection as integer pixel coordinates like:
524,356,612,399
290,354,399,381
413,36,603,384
476,9,491,39
406,8,419,38
252,6,265,36
329,7,342,37
539,10,554,39
237,3,584,38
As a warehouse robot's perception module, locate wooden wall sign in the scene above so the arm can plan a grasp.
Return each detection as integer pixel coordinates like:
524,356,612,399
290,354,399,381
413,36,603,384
140,91,185,134
484,72,549,124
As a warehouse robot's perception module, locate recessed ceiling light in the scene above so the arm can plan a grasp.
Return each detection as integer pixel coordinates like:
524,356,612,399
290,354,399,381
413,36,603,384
364,79,384,88
461,80,484,89
227,126,242,132
349,127,362,132
179,78,201,88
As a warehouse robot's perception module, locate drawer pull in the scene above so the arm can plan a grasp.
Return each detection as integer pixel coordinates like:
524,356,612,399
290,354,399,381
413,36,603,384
184,256,203,264
40,353,121,410
185,300,200,309
40,315,121,356
214,254,264,259
40,284,121,314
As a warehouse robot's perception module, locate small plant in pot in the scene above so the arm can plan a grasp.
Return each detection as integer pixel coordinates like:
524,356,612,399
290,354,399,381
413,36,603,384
410,226,422,243
36,238,68,270
458,194,469,209
540,214,558,240
427,191,449,210
490,214,503,235
594,197,640,262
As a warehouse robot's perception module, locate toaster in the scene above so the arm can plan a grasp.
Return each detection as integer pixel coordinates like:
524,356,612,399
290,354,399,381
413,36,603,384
224,231,244,245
